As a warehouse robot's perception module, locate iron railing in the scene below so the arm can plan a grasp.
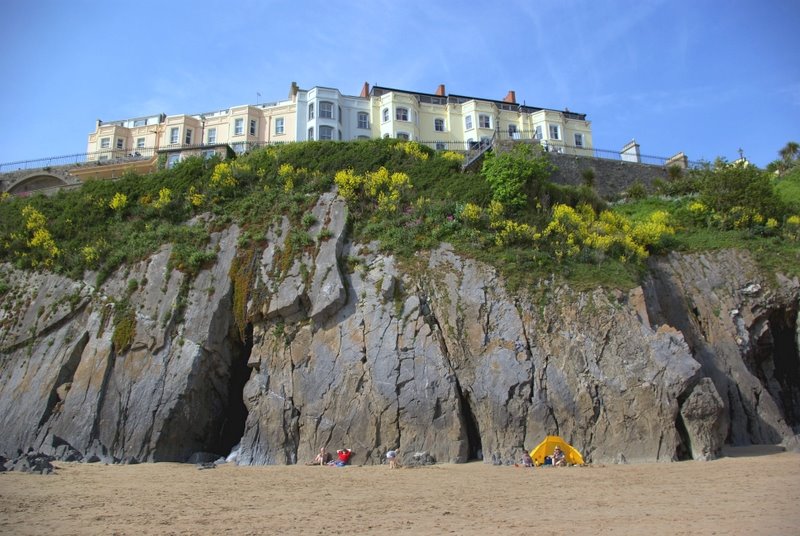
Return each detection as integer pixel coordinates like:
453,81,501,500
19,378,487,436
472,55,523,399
1,136,702,175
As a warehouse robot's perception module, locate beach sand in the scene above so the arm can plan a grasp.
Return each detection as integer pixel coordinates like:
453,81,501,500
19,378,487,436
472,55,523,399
1,449,798,535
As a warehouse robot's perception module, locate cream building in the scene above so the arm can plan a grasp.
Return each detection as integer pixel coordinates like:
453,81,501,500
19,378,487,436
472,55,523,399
86,82,593,166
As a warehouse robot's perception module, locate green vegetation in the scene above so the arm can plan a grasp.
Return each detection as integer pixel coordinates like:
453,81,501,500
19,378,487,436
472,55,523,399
0,139,798,295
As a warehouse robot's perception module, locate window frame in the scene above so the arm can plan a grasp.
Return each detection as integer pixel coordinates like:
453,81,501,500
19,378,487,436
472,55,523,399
549,124,560,140
185,128,192,145
395,107,409,121
574,133,584,147
319,101,334,119
234,118,244,136
100,137,110,149
170,127,179,144
396,132,410,140
275,117,285,135
308,127,314,140
116,138,124,149
207,127,217,144
358,112,369,129
308,103,315,119
434,118,445,132
382,108,389,122
136,137,145,149
319,125,334,140
478,114,491,129
534,125,543,140
465,115,473,130
249,119,257,136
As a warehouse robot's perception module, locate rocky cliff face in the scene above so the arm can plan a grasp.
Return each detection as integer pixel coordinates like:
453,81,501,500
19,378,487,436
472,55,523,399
1,193,798,465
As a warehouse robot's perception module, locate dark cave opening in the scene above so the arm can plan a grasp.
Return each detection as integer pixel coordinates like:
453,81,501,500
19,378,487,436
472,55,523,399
216,322,253,456
750,308,800,429
461,392,483,461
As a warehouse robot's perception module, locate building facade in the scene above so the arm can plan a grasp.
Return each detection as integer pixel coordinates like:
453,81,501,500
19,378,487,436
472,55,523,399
86,82,593,166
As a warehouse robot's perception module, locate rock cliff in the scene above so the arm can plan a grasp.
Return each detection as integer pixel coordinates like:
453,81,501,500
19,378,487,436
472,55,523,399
1,193,798,465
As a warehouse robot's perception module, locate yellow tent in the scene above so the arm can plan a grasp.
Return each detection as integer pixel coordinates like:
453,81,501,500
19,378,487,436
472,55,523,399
529,435,585,466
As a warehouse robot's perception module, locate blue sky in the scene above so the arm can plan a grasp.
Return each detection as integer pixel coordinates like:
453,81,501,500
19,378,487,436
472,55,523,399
1,0,798,168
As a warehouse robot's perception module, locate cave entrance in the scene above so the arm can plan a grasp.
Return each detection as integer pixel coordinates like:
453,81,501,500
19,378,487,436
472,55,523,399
216,322,253,456
750,307,800,429
461,392,483,461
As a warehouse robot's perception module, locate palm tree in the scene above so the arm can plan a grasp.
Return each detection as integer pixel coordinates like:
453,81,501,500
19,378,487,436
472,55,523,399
779,141,799,163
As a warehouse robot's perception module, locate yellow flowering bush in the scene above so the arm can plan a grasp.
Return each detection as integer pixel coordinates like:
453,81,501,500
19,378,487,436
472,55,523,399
459,203,483,224
335,167,411,213
494,219,538,247
397,141,429,160
488,200,505,229
440,151,464,163
211,160,251,189
785,215,800,240
185,186,205,207
109,192,128,212
153,187,172,209
21,205,59,267
334,169,361,201
81,245,99,266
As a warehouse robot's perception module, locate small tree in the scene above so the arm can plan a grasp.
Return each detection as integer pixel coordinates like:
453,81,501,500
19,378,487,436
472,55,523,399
481,143,553,211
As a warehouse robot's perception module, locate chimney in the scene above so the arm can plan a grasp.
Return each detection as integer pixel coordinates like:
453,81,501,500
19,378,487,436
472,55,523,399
289,81,299,100
503,90,516,104
435,84,446,96
360,81,370,98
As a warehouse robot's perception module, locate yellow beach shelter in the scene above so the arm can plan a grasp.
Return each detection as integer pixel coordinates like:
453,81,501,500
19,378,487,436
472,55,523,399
529,435,585,466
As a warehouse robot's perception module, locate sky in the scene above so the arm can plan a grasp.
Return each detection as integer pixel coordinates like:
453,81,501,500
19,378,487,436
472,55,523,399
0,0,798,168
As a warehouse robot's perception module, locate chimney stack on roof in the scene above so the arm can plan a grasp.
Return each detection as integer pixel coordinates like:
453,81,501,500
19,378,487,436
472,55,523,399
360,82,370,98
435,84,446,96
503,90,517,104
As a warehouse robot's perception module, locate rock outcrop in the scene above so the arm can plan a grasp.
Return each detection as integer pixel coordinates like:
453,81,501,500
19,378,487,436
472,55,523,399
1,193,798,465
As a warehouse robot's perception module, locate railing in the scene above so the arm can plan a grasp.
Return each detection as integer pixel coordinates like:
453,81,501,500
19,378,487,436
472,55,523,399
1,136,703,175
0,147,158,173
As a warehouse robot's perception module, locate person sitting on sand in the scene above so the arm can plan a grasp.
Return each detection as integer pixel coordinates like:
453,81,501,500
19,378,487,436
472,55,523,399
335,448,352,466
521,451,533,467
552,446,566,467
307,447,331,466
386,449,399,469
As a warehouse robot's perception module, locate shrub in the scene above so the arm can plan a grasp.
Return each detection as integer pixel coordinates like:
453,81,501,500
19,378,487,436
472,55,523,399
481,143,553,211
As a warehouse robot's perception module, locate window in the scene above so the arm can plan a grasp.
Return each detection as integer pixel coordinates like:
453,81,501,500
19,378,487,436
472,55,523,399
434,118,445,132
320,101,333,119
185,128,192,145
100,137,110,149
508,124,518,138
170,127,179,144
358,112,369,129
319,125,334,140
133,119,146,127
249,119,257,135
357,135,370,140
166,154,180,169
465,115,473,130
534,125,543,140
338,106,342,124
549,124,560,140
98,154,109,161
234,118,244,135
308,103,315,119
574,133,584,147
275,118,284,134
116,138,124,149
202,150,216,159
396,107,409,121
396,132,410,140
207,128,217,144
232,142,247,154
136,137,145,149
338,129,342,140
479,114,491,129
435,142,446,150
382,108,389,122
308,127,314,140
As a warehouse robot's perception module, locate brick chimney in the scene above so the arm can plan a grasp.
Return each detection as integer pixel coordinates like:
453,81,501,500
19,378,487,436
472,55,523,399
360,82,370,98
503,90,517,104
435,84,446,96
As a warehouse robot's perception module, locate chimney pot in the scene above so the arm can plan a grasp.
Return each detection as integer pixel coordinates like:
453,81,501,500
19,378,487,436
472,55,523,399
435,84,446,96
503,90,517,104
360,82,370,98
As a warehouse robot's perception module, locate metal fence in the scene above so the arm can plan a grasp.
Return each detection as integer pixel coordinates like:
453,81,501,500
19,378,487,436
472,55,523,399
0,147,158,173
1,136,702,175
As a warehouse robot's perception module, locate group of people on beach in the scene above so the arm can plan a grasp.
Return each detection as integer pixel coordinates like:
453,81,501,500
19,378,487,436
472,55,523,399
520,446,566,467
306,447,399,468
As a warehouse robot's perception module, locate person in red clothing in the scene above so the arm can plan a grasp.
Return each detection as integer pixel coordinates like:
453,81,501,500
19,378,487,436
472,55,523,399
336,448,352,465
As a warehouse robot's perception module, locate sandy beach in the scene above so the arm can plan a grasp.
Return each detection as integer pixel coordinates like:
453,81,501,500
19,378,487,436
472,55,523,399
1,449,799,536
